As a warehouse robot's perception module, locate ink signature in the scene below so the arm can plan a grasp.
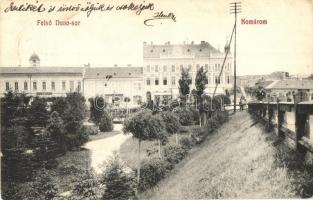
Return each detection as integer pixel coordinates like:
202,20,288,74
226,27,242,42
144,11,176,26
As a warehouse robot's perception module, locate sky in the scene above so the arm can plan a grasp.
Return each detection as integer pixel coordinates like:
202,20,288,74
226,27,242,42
0,0,312,76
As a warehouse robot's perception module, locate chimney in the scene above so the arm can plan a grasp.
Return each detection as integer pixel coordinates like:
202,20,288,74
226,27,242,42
127,64,132,67
143,41,147,45
191,41,194,45
114,64,118,67
201,41,206,44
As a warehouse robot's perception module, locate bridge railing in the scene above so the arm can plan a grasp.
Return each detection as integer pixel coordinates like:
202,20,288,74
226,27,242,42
247,100,313,155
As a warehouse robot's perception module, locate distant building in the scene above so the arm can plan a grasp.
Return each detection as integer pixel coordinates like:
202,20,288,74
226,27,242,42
265,79,313,101
142,41,233,101
83,66,144,106
0,54,83,97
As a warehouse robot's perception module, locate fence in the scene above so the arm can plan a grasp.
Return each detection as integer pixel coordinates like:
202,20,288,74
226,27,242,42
247,100,313,156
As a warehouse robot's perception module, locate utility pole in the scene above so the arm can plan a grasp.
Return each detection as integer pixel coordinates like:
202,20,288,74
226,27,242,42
230,1,241,113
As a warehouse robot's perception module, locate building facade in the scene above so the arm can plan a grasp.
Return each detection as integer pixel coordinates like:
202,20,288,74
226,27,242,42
142,41,233,101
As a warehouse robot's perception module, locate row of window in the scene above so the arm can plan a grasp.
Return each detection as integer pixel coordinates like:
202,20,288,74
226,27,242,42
146,76,231,86
146,63,232,73
5,81,81,92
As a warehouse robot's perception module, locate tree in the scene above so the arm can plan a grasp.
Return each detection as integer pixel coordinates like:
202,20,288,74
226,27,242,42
195,67,208,126
47,111,66,153
178,67,191,102
89,96,105,125
50,97,68,118
99,111,113,132
28,97,49,127
72,169,100,200
123,110,165,186
100,154,136,200
308,74,313,79
158,111,181,144
63,92,88,150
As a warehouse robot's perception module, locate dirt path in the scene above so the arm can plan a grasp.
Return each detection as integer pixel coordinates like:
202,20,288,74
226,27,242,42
140,112,305,199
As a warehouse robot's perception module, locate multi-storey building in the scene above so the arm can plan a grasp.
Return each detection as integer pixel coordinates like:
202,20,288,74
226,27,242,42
143,41,233,101
0,54,83,97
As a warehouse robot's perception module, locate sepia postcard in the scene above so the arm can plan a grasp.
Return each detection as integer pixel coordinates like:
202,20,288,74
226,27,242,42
0,0,312,199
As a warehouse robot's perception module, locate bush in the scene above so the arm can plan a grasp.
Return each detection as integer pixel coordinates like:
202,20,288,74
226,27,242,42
100,154,136,200
84,125,98,135
179,135,195,150
65,127,89,150
72,170,100,200
158,111,181,135
139,157,170,191
173,107,194,126
99,111,113,132
163,144,188,166
190,126,208,144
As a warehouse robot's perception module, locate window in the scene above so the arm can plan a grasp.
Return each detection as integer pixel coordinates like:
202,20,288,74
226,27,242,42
188,64,192,70
5,82,9,91
146,78,151,85
227,76,230,84
208,73,211,84
215,64,217,71
51,81,55,91
155,65,159,72
70,81,74,91
14,82,18,91
163,65,167,72
24,82,28,90
205,64,208,71
218,64,220,71
33,82,37,90
155,78,159,85
171,77,176,85
163,77,167,85
171,65,175,72
147,65,150,72
42,82,46,90
180,64,183,71
62,81,66,90
77,81,81,91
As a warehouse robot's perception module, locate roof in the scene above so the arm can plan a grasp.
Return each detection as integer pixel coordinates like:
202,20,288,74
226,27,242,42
84,67,143,79
266,79,313,90
143,41,221,58
0,67,83,75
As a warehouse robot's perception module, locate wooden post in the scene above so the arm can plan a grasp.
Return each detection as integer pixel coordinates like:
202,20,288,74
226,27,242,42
277,101,285,137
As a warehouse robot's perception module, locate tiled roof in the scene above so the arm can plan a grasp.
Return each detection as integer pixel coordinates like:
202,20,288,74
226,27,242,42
266,79,313,90
84,67,143,79
0,67,83,74
143,41,221,58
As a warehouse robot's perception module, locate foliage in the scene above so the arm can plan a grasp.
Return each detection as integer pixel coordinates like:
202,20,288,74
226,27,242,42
123,110,165,141
173,107,195,126
65,126,89,150
99,111,113,132
179,135,195,150
138,157,170,192
100,154,136,200
50,97,68,119
72,169,100,200
163,143,188,166
88,96,105,125
28,97,49,127
178,67,191,98
47,111,66,152
83,125,99,135
158,111,181,135
63,92,86,134
195,66,208,100
28,168,59,200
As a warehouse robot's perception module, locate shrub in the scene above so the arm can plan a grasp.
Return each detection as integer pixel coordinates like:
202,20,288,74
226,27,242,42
173,107,194,126
65,126,89,150
100,154,136,200
72,170,100,200
138,157,170,191
190,126,208,144
89,96,106,125
163,144,188,166
28,169,59,200
99,111,113,132
84,125,98,135
179,135,195,150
